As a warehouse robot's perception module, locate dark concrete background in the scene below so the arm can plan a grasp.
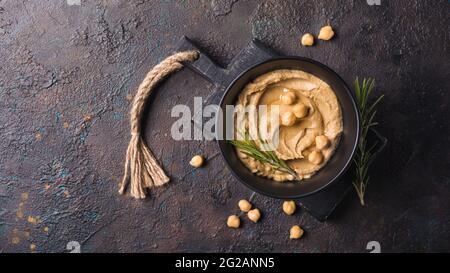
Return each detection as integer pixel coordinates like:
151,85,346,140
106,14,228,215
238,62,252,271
0,0,449,253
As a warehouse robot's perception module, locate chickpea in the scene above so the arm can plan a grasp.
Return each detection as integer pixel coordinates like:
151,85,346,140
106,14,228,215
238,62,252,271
280,91,296,105
308,150,324,165
238,199,252,212
292,104,309,119
247,208,261,223
274,170,283,176
237,150,248,159
286,174,295,181
227,215,240,229
273,174,283,182
282,201,296,215
248,160,258,173
301,33,315,46
318,25,335,41
290,225,304,239
189,155,204,168
315,135,330,150
281,112,297,127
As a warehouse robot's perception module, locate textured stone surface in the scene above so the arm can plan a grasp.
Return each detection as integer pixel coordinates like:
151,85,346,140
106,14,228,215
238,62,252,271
0,0,449,253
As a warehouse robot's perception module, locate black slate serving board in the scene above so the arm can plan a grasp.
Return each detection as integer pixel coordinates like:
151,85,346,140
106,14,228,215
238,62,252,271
176,36,387,221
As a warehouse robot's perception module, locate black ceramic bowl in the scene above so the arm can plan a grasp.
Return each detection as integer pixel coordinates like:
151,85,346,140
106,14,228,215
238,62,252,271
217,57,360,199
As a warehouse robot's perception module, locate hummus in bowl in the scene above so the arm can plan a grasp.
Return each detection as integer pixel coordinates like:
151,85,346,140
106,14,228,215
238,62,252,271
234,69,343,182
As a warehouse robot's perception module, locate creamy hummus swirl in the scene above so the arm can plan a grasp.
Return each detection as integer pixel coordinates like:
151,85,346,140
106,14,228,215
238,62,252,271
234,69,343,182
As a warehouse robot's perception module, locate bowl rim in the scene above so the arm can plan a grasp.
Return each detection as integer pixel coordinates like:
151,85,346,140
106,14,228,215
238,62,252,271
217,56,360,199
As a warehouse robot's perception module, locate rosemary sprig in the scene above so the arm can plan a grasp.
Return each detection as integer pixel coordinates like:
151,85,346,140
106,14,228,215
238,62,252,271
228,132,299,180
353,78,384,206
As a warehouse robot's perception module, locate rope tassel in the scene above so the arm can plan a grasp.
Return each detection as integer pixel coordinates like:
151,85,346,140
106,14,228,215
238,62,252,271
119,50,199,199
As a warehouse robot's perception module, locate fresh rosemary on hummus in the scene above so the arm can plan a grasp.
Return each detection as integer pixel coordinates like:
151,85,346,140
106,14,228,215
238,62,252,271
229,133,299,180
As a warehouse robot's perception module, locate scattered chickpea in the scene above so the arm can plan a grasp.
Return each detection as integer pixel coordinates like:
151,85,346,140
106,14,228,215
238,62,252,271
280,91,296,105
247,208,261,223
318,25,335,41
315,135,330,150
290,225,304,239
283,201,296,215
189,155,204,168
238,199,252,212
308,150,324,165
281,112,297,127
227,215,240,229
301,33,315,46
292,104,309,119
11,237,20,244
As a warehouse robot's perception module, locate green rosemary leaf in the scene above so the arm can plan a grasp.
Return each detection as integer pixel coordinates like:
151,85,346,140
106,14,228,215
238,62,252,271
353,78,384,206
228,135,299,180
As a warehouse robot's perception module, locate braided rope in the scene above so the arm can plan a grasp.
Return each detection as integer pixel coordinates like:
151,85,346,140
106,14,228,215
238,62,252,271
119,50,199,199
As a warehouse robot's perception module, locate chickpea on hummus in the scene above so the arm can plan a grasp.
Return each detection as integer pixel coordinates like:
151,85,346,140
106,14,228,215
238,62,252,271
234,70,343,182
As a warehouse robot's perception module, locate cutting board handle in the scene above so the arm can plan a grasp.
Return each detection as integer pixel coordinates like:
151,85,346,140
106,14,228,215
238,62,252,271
175,36,227,87
175,36,279,88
